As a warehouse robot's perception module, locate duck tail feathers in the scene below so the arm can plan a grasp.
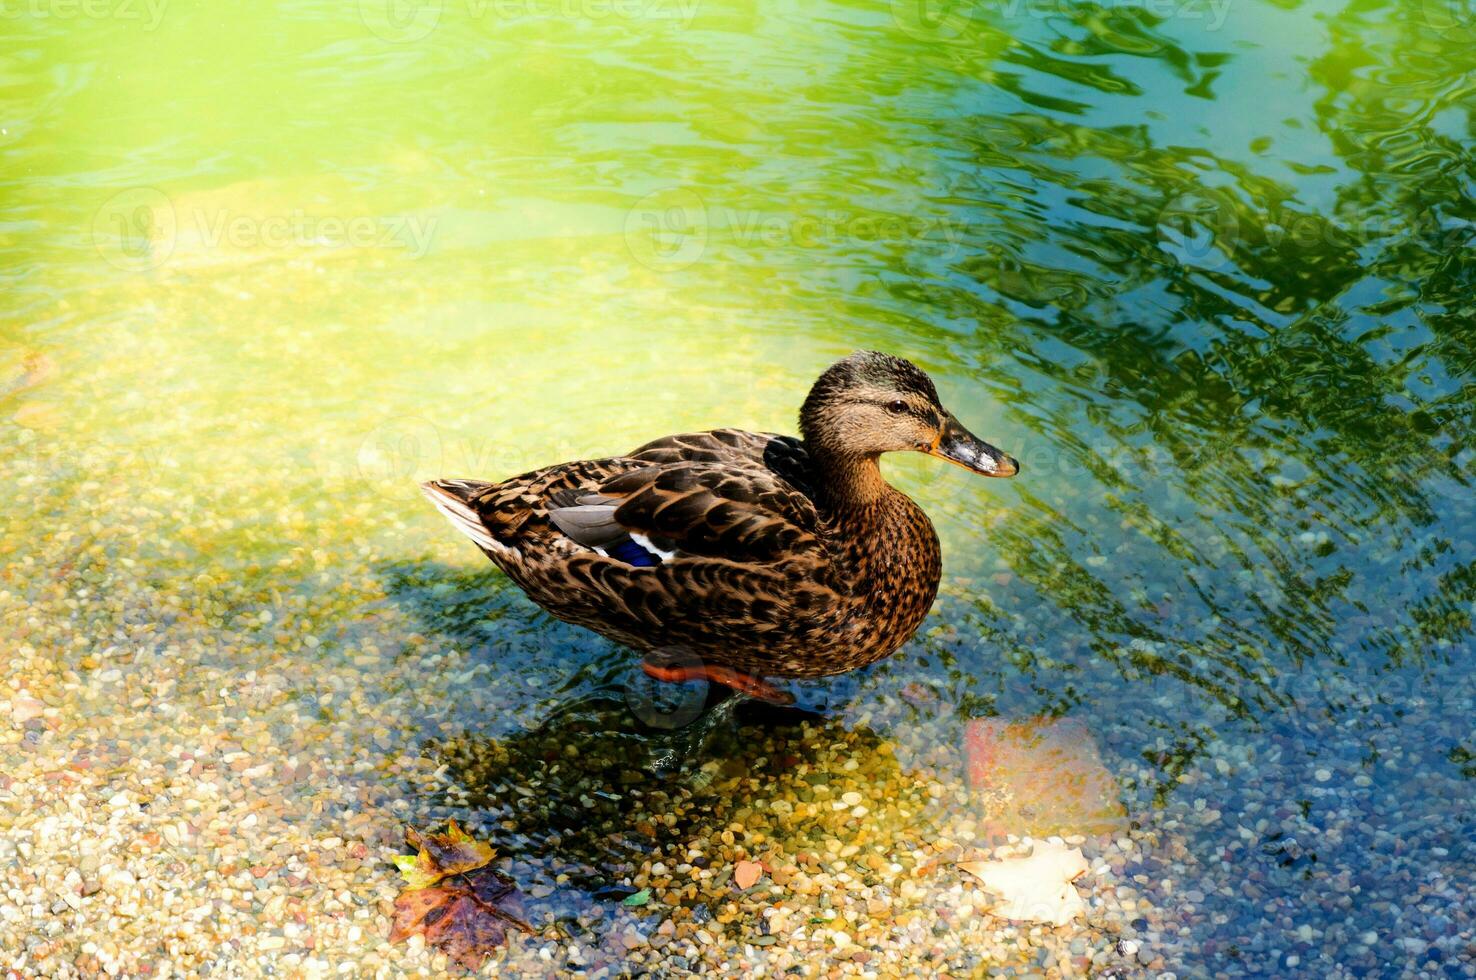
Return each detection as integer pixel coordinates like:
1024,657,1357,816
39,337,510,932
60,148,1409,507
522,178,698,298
419,479,504,554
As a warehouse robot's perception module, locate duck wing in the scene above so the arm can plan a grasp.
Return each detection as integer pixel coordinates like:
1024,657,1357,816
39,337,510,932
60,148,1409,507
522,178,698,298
545,430,821,567
626,428,815,499
424,431,836,656
544,452,834,649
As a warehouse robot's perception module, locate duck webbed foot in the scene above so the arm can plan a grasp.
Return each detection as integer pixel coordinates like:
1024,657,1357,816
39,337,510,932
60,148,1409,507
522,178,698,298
640,658,794,706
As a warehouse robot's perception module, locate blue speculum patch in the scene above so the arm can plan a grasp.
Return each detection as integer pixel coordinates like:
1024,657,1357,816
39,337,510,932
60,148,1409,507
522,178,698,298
608,539,660,567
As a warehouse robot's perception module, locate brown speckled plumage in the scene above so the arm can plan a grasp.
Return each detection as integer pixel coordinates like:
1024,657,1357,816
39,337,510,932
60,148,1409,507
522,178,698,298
422,352,1017,687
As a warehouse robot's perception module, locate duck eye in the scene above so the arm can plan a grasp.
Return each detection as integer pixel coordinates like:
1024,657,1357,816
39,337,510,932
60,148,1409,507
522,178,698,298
886,399,909,415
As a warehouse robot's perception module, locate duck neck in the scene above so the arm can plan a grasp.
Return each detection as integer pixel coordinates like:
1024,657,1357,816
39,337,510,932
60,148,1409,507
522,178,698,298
807,446,892,514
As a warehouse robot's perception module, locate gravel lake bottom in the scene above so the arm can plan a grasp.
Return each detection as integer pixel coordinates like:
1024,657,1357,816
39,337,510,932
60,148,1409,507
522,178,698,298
3,422,1473,978
7,0,1476,972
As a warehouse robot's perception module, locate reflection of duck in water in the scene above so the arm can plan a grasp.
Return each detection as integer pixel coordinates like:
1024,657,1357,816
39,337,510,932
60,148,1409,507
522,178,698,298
432,698,907,889
422,352,1017,703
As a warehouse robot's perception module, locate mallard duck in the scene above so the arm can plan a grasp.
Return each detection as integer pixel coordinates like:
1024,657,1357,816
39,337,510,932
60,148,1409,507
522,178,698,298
421,351,1017,703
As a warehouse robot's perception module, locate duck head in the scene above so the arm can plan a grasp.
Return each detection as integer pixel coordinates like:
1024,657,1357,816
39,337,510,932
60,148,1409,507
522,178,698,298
799,351,1019,478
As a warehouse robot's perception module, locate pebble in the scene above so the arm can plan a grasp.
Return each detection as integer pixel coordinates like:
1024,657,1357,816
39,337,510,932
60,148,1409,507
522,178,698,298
11,698,45,724
104,869,137,890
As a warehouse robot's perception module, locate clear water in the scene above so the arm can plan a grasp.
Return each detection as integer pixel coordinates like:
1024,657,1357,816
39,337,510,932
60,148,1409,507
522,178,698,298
4,0,1474,973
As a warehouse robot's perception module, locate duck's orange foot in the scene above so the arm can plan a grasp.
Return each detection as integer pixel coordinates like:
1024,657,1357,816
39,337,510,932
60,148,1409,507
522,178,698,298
641,660,794,705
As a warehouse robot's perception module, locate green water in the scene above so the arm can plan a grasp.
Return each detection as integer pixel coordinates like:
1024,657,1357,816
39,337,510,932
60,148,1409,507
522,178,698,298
4,0,1475,972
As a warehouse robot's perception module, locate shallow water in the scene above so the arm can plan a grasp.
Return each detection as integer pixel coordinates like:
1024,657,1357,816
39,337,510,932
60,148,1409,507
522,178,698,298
4,0,1475,974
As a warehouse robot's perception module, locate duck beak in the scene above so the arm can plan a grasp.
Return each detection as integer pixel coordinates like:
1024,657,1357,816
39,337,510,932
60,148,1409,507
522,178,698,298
926,413,1019,477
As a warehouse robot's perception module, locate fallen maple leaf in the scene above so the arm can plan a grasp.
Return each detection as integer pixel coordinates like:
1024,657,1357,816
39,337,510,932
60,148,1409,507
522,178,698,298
394,820,496,889
390,823,532,969
958,839,1089,927
733,860,763,890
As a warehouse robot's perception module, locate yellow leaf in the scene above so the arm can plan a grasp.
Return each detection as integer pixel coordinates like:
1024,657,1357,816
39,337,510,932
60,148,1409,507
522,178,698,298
395,821,497,891
394,849,446,890
415,820,497,875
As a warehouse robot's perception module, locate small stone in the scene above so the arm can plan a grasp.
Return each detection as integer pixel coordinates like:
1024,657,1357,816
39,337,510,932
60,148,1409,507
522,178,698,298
11,698,45,724
104,869,136,890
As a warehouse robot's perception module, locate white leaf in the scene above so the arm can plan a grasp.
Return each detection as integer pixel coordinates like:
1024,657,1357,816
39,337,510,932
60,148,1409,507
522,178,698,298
958,840,1089,926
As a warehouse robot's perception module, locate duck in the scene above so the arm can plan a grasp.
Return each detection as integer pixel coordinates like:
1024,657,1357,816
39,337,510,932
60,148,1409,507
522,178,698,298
421,351,1018,704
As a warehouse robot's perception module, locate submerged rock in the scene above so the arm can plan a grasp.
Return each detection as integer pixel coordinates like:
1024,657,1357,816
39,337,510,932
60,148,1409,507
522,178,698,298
964,717,1127,837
